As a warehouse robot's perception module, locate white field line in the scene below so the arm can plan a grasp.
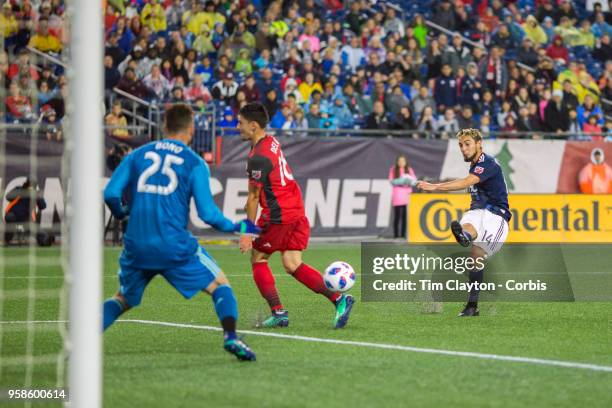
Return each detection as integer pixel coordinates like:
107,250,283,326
2,319,610,373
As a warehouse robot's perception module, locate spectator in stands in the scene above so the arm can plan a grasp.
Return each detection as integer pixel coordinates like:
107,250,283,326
184,74,211,103
568,109,583,135
479,45,508,98
365,101,390,130
263,88,279,119
28,17,61,53
329,96,354,129
417,106,438,135
546,35,570,64
522,15,548,46
270,102,292,129
141,0,167,33
105,54,121,91
457,105,476,129
442,35,472,73
497,101,517,129
583,114,604,135
577,94,604,127
105,100,130,141
561,80,580,111
412,85,436,118
432,0,456,31
556,0,579,25
592,12,612,38
491,24,517,51
593,33,612,61
517,38,540,68
218,107,239,134
393,106,415,131
480,114,492,134
437,107,459,136
341,35,366,74
288,107,308,136
545,89,570,132
37,80,54,106
211,71,238,104
5,81,33,122
386,85,410,117
8,49,38,82
298,72,323,104
1,2,18,50
306,103,322,129
192,25,215,56
434,64,457,112
117,67,150,100
165,0,185,32
237,74,260,103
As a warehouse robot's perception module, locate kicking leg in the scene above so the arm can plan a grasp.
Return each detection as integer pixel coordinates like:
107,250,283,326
282,251,355,329
204,273,256,361
451,221,478,247
103,293,130,331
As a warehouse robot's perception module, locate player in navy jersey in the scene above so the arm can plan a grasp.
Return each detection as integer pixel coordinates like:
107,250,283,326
417,128,511,317
236,102,355,329
103,104,259,361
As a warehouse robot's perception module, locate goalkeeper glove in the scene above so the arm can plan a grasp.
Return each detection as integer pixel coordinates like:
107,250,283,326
233,219,261,236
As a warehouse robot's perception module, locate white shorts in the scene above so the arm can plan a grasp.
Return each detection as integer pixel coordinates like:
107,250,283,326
460,209,509,257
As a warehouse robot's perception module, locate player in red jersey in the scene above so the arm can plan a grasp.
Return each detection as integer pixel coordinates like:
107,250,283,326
236,102,355,329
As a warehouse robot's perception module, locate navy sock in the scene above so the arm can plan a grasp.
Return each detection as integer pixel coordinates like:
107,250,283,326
103,298,125,331
463,231,473,242
467,269,484,307
212,285,238,340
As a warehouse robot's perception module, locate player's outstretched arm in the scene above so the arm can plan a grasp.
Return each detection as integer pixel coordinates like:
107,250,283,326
104,154,133,219
190,162,236,233
417,174,480,192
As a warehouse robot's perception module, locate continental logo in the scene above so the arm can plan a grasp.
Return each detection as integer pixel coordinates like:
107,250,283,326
408,194,612,243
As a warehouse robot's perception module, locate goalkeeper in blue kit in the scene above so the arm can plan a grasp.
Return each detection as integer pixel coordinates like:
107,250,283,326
103,104,258,361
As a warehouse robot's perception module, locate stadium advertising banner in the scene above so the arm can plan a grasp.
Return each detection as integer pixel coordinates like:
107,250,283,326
2,134,611,238
210,137,447,236
408,193,612,243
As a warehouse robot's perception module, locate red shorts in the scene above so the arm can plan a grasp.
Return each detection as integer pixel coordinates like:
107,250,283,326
253,216,310,254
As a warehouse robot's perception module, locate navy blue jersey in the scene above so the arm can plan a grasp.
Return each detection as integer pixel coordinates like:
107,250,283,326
104,139,234,269
468,153,510,217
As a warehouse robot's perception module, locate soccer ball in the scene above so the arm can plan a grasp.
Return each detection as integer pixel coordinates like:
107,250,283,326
324,261,356,292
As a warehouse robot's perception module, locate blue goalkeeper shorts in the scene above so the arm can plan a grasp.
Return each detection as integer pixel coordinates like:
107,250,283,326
117,246,221,307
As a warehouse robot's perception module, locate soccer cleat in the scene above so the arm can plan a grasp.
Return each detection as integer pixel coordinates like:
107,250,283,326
333,294,355,329
224,337,257,361
458,305,480,317
258,310,289,328
451,221,471,247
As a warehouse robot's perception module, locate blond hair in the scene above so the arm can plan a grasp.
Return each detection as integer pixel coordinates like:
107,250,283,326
456,128,483,142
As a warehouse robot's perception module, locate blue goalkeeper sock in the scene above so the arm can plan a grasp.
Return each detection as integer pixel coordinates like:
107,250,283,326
212,285,238,340
103,298,125,331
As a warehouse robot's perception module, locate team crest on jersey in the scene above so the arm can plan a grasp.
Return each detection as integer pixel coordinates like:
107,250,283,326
474,166,484,174
251,170,262,180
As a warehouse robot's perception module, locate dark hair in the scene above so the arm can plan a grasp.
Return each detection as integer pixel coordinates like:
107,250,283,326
165,103,194,134
239,102,269,129
394,155,409,178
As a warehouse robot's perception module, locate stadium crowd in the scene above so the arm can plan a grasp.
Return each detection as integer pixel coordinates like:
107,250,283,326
2,0,612,140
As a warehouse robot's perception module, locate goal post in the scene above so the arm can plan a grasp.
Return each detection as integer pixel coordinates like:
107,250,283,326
67,0,104,406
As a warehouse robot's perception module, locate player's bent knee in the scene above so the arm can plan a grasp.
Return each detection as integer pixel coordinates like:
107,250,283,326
204,272,230,294
114,292,131,311
251,249,269,264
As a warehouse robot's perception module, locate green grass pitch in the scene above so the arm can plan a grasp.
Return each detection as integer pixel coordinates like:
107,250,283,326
1,245,611,407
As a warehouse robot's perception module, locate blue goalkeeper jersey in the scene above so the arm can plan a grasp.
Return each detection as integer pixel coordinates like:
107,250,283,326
104,139,234,269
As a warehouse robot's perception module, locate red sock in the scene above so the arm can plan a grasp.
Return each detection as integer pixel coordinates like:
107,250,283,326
252,262,284,312
292,263,341,304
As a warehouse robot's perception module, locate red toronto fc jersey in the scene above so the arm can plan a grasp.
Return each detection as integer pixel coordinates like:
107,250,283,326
246,135,305,224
